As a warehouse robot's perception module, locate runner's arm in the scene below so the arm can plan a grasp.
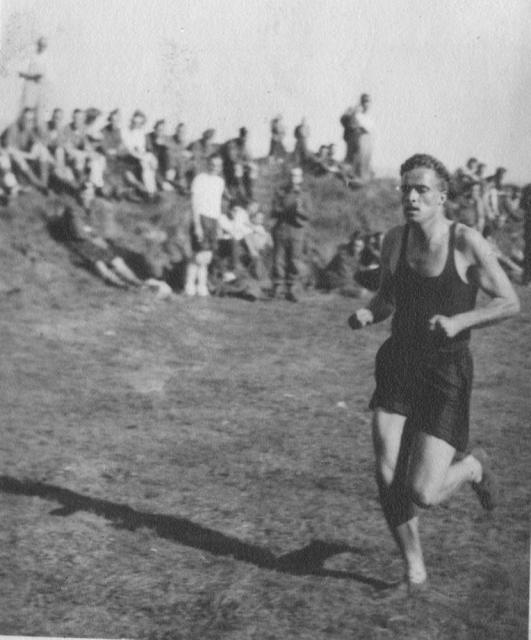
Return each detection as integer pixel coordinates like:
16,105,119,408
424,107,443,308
348,230,397,329
430,228,520,337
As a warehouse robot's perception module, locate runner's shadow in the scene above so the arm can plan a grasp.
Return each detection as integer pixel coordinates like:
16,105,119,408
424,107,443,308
0,475,394,591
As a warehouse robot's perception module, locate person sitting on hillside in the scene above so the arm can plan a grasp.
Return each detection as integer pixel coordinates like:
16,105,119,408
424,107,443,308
121,110,158,199
146,119,173,190
450,180,486,232
499,185,522,226
452,157,478,196
482,225,523,282
44,108,67,166
49,181,143,287
100,109,127,158
317,230,369,296
99,108,132,198
1,107,52,193
166,122,191,194
483,167,507,230
0,150,22,203
356,232,384,291
62,108,106,192
221,127,256,200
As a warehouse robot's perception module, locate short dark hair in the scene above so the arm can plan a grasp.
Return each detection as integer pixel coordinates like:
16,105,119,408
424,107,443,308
400,154,451,192
466,157,478,168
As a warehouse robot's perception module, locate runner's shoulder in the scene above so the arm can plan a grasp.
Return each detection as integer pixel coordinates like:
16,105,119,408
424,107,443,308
453,222,489,258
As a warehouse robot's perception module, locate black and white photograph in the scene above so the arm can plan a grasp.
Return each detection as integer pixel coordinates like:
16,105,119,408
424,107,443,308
0,1,529,638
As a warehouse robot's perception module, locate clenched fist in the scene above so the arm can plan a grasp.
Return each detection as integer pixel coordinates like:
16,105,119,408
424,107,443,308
429,314,461,338
348,308,374,330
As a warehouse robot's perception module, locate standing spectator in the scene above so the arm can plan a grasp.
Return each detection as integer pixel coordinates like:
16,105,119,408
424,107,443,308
341,93,375,182
269,115,287,162
483,167,507,230
146,119,173,189
184,155,226,297
188,129,217,179
520,184,531,285
270,166,312,301
293,118,311,168
19,36,53,124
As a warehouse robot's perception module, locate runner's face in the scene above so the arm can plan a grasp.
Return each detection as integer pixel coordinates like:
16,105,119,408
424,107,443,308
400,168,446,223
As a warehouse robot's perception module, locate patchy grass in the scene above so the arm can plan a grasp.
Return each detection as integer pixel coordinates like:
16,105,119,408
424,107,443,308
0,171,528,639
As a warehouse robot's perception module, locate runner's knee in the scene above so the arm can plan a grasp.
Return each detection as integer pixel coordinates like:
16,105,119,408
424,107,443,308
410,481,436,509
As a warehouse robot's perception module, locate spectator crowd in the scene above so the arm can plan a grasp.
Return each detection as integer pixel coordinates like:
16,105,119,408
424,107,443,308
1,37,529,300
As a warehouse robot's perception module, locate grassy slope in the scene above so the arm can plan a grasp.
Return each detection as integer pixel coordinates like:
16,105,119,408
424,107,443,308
0,169,528,639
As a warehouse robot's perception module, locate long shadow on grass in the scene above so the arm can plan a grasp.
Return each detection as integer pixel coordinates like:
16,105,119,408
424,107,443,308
0,475,394,591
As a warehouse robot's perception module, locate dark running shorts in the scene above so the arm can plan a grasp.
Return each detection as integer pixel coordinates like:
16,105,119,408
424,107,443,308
369,338,473,452
191,215,218,253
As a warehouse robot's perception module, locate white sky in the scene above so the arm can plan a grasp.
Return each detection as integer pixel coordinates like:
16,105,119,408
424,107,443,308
0,0,530,181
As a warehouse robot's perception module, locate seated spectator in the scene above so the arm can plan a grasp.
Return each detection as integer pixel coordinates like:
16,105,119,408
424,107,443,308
452,181,486,232
454,157,478,195
317,230,368,296
44,107,66,165
1,107,52,193
475,162,487,192
49,182,143,287
100,109,127,158
166,122,191,194
99,108,131,198
146,119,173,189
63,108,106,191
500,185,522,223
483,167,507,230
482,226,523,282
356,232,383,291
0,150,21,203
221,127,256,200
121,110,158,199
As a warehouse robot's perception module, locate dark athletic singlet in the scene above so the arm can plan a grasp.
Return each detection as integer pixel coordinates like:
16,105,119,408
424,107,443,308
391,223,478,350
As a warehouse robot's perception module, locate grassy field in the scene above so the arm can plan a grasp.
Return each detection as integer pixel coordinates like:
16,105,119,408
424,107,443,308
0,173,529,639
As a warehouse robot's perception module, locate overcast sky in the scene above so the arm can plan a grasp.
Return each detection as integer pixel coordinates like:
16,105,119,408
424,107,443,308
1,0,530,181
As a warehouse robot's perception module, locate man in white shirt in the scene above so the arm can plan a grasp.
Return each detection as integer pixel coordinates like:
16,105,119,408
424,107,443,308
19,37,53,124
122,110,158,197
185,155,226,296
340,93,375,182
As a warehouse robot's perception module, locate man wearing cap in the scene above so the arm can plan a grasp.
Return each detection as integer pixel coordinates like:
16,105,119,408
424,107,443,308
348,153,519,593
270,167,312,301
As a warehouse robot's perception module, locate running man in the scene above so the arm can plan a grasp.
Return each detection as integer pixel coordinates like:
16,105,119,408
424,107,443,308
348,154,519,592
